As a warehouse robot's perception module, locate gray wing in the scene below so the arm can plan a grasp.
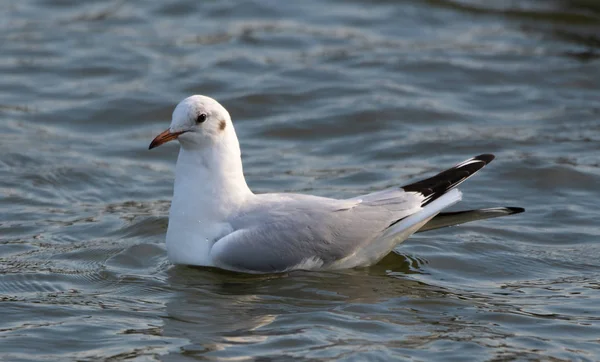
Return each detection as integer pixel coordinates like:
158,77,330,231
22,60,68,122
210,192,422,273
210,154,503,273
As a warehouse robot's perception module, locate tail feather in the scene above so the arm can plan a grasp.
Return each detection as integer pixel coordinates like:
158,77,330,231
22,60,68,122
416,207,525,233
402,154,495,206
363,189,463,266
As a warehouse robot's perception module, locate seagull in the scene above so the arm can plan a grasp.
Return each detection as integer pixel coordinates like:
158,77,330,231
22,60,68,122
149,95,524,274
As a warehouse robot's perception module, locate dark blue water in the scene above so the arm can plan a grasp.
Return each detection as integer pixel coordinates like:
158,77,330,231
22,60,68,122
1,0,600,360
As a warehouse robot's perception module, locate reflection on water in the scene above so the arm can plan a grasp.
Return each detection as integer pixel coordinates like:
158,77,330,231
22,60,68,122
162,265,451,360
1,0,600,360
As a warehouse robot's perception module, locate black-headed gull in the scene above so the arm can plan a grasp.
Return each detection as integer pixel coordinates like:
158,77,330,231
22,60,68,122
149,95,523,273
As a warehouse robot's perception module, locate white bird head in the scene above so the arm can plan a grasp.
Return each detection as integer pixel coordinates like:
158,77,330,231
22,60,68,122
149,95,232,150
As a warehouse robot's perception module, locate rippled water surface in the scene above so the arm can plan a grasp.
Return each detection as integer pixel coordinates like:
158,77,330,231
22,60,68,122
2,0,600,360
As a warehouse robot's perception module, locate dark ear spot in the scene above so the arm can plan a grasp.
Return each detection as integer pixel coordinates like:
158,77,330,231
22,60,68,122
219,119,226,131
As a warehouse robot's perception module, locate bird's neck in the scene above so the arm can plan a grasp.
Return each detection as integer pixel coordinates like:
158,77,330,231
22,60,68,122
166,136,253,266
173,139,253,217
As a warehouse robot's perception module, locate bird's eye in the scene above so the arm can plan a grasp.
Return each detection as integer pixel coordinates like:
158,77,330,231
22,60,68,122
196,113,207,124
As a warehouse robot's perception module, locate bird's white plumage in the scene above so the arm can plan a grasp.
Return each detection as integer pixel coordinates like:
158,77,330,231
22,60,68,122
153,95,497,274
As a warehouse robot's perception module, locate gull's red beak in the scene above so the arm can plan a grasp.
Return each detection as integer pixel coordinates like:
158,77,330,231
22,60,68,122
149,129,186,150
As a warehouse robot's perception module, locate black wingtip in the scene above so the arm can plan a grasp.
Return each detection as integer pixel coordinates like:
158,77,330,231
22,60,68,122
402,154,497,206
504,207,525,214
474,154,495,164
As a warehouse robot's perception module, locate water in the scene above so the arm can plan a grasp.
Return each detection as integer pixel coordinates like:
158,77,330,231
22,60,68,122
1,0,599,360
